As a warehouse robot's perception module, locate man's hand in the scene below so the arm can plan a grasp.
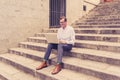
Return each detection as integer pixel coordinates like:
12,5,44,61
59,40,67,44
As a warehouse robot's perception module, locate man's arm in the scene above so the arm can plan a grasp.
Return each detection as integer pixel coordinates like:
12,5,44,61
66,28,75,45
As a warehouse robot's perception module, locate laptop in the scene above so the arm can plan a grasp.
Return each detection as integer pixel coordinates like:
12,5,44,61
44,33,58,44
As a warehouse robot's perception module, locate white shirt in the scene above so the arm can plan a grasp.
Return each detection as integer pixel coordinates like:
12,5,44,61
57,26,75,45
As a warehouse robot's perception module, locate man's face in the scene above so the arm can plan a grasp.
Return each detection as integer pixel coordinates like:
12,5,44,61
60,19,67,28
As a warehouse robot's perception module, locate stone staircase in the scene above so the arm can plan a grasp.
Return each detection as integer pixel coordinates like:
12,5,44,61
73,1,120,27
0,1,120,80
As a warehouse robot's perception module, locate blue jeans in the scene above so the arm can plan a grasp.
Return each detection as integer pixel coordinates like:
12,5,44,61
44,43,73,63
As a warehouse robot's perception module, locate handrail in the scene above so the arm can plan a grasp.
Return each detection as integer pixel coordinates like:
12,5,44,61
84,1,98,6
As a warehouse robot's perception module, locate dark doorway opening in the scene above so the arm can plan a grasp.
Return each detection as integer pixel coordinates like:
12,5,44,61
49,0,66,28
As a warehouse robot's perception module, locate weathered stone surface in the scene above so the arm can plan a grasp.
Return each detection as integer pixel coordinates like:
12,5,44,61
0,1,120,80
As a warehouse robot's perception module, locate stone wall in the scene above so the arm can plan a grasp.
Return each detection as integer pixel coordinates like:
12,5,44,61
66,0,100,25
83,0,100,13
0,0,49,53
66,0,83,25
0,0,101,53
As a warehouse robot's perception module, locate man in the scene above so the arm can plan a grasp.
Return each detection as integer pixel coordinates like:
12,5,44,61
36,16,75,75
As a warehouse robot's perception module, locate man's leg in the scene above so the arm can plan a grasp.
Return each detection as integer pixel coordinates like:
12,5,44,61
36,43,57,70
57,44,72,63
44,43,57,61
51,44,72,74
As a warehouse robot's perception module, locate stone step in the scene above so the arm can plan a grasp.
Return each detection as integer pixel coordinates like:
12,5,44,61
9,48,56,61
87,12,120,17
74,25,120,28
0,61,39,80
43,28,120,32
7,49,119,79
83,15,120,20
95,7,120,12
84,14,120,19
19,42,47,52
0,53,101,80
28,37,47,43
83,15,120,19
80,17,120,21
76,22,120,25
22,37,120,53
75,40,120,53
88,8,120,16
80,19,120,23
78,14,120,19
79,16,120,21
75,28,120,34
34,33,120,42
17,42,120,65
61,57,120,80
87,3,120,16
75,34,120,42
1,53,120,80
41,28,120,34
9,47,120,66
86,13,120,17
41,28,120,33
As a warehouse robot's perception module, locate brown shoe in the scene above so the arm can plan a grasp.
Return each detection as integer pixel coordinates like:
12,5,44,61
36,61,47,70
51,64,61,75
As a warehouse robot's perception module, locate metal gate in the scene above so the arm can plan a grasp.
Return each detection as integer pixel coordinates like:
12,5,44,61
49,0,66,28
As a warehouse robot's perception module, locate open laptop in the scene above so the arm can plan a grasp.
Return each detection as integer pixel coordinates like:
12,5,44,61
44,33,58,44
